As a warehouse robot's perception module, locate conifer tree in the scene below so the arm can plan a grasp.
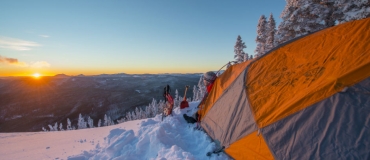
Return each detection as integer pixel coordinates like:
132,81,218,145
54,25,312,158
48,124,54,131
320,0,336,27
87,116,93,128
196,75,206,101
53,122,58,131
140,108,145,119
135,107,140,119
276,0,334,45
131,111,136,120
193,85,197,101
174,89,180,108
125,112,131,121
103,114,108,126
266,13,277,52
67,118,72,130
255,15,268,57
244,53,249,62
276,0,296,45
234,35,247,63
333,0,370,23
59,123,64,131
98,119,101,127
158,100,165,116
107,116,112,126
78,114,87,129
151,98,158,115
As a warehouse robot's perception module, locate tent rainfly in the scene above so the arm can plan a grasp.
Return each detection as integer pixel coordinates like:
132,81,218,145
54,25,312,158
198,18,370,159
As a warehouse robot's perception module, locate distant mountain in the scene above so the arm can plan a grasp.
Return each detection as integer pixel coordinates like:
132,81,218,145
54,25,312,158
54,74,70,78
95,73,129,77
0,73,201,132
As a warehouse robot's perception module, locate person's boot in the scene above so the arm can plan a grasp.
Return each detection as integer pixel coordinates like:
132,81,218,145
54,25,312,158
183,114,197,124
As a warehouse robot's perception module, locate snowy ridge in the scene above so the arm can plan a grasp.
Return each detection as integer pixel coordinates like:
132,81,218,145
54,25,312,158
0,101,229,160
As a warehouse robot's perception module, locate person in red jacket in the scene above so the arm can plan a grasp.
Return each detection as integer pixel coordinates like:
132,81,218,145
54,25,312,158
183,71,217,123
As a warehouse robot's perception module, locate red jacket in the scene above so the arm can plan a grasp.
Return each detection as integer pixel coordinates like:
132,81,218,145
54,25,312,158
206,82,214,93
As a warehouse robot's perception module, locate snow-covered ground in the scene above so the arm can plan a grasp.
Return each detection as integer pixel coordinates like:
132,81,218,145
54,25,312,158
0,102,229,160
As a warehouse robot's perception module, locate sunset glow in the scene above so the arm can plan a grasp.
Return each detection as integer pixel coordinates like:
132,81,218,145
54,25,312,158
32,73,41,78
0,1,285,77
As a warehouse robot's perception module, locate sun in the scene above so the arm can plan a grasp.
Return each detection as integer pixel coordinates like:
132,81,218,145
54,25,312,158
32,73,41,78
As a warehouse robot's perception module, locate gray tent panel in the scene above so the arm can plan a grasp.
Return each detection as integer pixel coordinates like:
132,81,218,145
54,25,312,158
201,70,257,147
262,77,370,160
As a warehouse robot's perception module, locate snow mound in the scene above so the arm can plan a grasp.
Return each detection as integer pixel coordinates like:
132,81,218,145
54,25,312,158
68,102,229,160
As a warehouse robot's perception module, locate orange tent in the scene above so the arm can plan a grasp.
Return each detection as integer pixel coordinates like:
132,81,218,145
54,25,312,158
199,18,370,159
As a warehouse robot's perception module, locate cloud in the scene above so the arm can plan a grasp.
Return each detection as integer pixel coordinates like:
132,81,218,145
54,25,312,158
0,36,40,51
0,55,28,67
30,61,51,68
39,35,50,38
0,55,50,68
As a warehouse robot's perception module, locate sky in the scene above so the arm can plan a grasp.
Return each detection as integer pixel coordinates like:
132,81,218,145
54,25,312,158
0,101,229,160
0,0,286,76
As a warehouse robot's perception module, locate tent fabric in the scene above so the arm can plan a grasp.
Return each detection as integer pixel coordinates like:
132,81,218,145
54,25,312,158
201,69,257,148
198,61,251,120
246,17,370,128
198,18,370,160
225,131,274,160
262,77,370,160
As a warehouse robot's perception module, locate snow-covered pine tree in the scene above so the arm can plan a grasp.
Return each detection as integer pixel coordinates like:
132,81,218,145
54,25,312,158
103,114,108,126
276,0,334,45
107,116,111,126
244,53,249,62
59,123,64,131
193,85,197,101
48,124,54,131
320,0,336,27
145,105,151,118
174,89,180,108
295,0,334,32
132,111,137,120
196,75,206,101
106,115,113,126
255,15,268,57
275,0,295,45
87,116,93,128
150,98,158,116
140,107,146,119
333,0,370,23
175,89,179,100
77,114,87,129
234,35,247,64
148,102,154,117
266,13,277,52
135,107,140,119
249,55,253,60
107,116,112,126
67,118,72,130
98,119,101,127
117,117,126,124
42,127,48,132
110,117,114,125
125,112,131,121
53,122,58,131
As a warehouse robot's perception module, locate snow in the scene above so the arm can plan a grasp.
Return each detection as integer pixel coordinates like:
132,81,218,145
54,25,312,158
0,102,228,160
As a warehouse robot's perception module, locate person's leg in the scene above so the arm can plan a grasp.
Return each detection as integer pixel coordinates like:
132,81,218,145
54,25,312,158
183,114,197,123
